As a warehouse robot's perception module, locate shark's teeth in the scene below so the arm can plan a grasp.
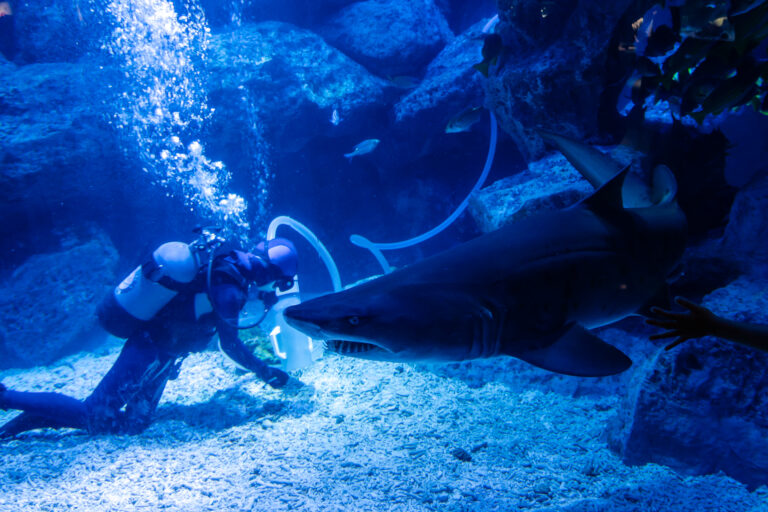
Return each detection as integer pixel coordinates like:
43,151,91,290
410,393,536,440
325,340,377,355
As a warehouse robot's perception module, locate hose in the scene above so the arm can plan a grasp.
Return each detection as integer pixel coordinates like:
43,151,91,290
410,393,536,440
350,111,498,273
267,216,342,293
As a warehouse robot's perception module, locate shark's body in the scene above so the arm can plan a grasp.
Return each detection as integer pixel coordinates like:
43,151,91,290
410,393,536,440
285,164,686,377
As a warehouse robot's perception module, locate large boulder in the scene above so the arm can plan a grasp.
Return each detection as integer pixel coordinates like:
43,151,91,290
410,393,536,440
199,0,358,29
469,152,592,233
0,61,123,253
720,174,768,275
0,228,118,369
207,22,385,153
436,0,497,33
393,19,486,135
486,0,636,161
0,60,198,268
10,0,106,64
322,0,453,78
608,276,768,490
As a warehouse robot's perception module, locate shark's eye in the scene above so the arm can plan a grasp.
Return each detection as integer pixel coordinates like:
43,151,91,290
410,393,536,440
347,316,360,326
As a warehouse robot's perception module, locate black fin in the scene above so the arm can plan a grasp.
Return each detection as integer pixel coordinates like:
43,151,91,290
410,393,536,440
635,284,672,318
581,165,631,213
473,61,490,77
514,324,632,377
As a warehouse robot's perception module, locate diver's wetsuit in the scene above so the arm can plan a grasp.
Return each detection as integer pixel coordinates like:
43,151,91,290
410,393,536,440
0,258,286,437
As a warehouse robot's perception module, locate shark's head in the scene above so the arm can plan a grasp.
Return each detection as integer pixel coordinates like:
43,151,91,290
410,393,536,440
283,282,478,362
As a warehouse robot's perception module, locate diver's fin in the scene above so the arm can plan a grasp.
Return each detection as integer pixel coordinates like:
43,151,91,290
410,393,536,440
650,164,678,205
473,61,490,78
635,284,673,318
580,165,630,213
514,324,632,377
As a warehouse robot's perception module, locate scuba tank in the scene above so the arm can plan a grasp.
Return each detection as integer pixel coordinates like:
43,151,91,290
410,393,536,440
98,228,224,338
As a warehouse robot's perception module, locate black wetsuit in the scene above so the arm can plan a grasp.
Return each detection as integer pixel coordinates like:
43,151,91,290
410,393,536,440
0,258,288,437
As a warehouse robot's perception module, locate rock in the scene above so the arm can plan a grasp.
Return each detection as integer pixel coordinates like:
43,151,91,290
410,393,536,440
207,22,385,152
12,0,105,64
608,276,768,490
0,51,14,71
0,228,118,369
721,174,768,275
468,152,593,233
486,0,636,161
436,0,497,34
200,0,358,29
0,61,121,251
393,19,486,134
450,447,472,462
0,60,198,269
322,0,453,77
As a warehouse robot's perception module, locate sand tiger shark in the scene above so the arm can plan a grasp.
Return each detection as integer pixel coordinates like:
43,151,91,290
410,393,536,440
284,140,686,377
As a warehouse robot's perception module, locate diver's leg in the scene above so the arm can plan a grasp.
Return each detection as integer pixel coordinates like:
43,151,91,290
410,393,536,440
0,412,76,438
83,331,168,434
120,356,178,434
0,383,87,432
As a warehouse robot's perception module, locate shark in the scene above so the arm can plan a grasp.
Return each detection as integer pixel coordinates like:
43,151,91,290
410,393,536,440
284,142,686,377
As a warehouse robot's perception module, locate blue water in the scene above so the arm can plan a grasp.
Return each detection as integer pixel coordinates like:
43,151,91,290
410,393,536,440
1,0,768,510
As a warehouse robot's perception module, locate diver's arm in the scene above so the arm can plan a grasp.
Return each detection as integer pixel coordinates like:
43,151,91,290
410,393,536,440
211,284,289,388
647,297,768,352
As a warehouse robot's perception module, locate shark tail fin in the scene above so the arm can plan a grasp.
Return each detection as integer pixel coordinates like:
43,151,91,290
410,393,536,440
514,324,632,377
650,164,678,205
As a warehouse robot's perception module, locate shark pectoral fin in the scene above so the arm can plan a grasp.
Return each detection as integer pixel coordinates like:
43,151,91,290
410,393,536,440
513,324,632,377
635,284,673,318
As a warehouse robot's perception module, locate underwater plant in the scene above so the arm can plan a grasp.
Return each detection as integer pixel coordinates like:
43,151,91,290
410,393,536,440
622,0,768,124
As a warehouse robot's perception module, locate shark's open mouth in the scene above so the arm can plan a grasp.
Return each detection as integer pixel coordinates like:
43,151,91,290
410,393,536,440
325,340,380,355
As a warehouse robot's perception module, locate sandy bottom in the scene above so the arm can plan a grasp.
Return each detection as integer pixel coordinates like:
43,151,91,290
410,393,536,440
1,340,767,512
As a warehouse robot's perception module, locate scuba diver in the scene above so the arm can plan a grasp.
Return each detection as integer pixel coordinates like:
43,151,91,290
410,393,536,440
0,228,299,437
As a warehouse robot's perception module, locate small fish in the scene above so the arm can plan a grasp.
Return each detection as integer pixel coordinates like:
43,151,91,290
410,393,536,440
445,107,482,133
473,34,503,78
344,139,380,160
0,2,12,17
385,75,420,89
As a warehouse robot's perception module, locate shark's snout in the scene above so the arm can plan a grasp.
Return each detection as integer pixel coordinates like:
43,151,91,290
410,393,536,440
282,304,327,339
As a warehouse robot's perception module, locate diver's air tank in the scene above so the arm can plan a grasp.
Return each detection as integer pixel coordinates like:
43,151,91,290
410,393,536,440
98,242,200,338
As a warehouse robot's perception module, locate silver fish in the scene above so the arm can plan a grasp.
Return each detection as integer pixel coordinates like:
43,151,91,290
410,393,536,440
445,107,482,133
344,139,380,160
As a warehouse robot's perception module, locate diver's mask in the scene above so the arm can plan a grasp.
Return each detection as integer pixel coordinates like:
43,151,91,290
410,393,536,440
225,257,296,329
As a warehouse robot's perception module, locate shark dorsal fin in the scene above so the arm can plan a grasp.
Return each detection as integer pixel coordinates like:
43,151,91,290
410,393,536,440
581,165,631,213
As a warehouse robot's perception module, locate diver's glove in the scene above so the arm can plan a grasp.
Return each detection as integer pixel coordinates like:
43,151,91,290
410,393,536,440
264,367,290,389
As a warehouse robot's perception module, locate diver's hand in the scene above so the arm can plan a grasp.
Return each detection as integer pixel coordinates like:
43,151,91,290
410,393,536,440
264,367,290,389
646,297,719,350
